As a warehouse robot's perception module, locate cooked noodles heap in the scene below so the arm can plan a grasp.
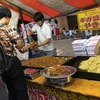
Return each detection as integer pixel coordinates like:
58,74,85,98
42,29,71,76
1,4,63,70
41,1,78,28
48,65,67,76
79,55,100,73
21,56,68,68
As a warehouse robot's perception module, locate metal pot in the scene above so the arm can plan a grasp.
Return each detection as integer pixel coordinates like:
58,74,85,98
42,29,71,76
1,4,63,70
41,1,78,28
40,66,77,86
46,76,73,86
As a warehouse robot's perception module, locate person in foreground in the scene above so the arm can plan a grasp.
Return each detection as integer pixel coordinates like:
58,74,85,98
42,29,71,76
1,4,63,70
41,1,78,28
27,12,57,56
0,6,29,100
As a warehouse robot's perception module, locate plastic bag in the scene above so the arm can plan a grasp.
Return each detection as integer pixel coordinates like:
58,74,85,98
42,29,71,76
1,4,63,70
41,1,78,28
16,49,29,61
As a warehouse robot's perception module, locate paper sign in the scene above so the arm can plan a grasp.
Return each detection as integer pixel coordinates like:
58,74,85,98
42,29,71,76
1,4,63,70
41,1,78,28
77,7,100,30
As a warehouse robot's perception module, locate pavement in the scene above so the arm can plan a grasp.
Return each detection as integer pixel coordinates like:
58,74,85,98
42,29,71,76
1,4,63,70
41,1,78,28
54,38,75,56
0,38,75,100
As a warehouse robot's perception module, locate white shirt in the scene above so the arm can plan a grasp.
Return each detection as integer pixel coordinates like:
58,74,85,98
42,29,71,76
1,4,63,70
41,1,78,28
85,30,92,36
32,22,54,51
47,22,54,31
63,30,68,36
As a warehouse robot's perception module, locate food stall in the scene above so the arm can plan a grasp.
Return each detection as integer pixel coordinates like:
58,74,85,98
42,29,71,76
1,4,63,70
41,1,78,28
27,77,100,100
22,56,100,100
20,6,100,100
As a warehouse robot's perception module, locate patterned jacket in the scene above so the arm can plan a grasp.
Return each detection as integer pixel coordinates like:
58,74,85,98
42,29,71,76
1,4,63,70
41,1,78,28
0,25,27,56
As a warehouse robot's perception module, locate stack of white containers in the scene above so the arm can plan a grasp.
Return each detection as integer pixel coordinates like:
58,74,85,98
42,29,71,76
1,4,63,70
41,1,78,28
72,39,88,56
86,36,100,56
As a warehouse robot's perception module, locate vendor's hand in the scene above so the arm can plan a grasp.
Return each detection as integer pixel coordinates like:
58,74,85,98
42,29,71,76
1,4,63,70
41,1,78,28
25,43,30,49
27,30,32,37
30,42,39,51
33,44,39,48
18,43,30,53
19,48,26,53
36,44,40,47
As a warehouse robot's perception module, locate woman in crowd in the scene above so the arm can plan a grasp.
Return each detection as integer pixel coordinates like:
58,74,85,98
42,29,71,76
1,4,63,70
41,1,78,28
54,19,61,40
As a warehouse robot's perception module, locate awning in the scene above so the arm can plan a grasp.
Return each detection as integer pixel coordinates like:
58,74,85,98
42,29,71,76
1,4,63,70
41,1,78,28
0,2,34,22
0,0,98,22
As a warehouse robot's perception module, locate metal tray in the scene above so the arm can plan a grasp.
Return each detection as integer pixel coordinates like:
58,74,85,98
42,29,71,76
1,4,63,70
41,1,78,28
63,56,100,81
22,56,73,71
40,65,77,85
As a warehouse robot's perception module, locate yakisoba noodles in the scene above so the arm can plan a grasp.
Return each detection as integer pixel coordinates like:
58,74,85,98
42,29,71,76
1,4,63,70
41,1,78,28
21,56,68,68
79,55,100,73
48,65,69,76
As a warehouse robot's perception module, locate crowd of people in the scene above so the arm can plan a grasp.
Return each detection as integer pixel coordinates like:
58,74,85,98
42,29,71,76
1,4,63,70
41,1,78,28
0,5,95,100
0,6,58,100
47,19,61,40
47,19,79,40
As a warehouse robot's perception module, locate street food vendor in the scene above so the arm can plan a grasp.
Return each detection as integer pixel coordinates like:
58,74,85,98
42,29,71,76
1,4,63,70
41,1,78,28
27,12,57,56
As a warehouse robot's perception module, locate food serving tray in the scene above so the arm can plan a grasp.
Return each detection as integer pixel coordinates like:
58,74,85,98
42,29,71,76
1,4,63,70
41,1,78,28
63,56,100,81
21,56,72,70
40,65,77,85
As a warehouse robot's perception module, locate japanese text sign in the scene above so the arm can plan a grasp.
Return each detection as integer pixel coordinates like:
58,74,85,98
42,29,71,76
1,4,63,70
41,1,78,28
77,7,100,30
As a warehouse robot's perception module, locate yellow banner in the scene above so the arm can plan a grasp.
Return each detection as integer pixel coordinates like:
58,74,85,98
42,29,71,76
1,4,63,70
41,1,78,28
77,7,100,30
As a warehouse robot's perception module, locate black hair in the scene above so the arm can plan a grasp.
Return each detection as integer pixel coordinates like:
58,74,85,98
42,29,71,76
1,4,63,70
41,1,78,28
0,6,11,19
33,12,44,22
48,19,51,23
54,19,58,24
29,24,32,26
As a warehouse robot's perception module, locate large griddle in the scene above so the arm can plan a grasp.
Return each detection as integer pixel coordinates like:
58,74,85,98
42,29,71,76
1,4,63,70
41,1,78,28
22,56,72,70
64,56,100,81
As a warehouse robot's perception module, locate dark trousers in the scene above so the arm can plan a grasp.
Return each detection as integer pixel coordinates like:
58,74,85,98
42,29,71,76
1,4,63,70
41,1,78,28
1,56,29,100
40,49,57,56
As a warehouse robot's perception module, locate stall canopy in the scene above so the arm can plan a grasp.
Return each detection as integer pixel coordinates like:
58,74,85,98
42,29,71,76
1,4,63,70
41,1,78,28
0,0,99,22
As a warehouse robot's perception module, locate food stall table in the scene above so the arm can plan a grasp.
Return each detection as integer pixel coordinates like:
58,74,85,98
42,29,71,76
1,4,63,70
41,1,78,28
27,76,100,100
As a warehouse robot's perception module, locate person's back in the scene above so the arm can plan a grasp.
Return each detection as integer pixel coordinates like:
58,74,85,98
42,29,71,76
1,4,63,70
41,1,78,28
54,19,61,40
0,6,29,100
69,30,73,36
63,28,68,36
85,30,92,38
88,30,92,36
68,30,76,39
48,19,54,35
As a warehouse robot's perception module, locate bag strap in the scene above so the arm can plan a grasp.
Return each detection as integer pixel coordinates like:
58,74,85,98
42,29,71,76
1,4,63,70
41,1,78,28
0,44,8,74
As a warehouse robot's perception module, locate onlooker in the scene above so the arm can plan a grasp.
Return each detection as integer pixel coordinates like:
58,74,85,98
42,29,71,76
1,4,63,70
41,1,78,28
85,30,92,38
29,23,33,29
27,12,57,56
68,30,76,39
54,19,61,40
48,19,54,35
47,19,56,40
0,6,29,100
62,27,68,36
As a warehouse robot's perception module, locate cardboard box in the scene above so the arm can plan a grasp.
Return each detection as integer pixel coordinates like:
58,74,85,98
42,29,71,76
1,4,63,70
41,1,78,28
88,36,100,42
86,41,97,51
87,50,96,56
72,46,86,51
87,50,95,54
72,39,88,51
74,50,87,56
88,54,96,56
